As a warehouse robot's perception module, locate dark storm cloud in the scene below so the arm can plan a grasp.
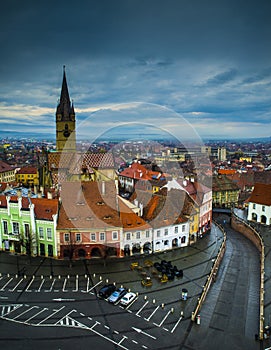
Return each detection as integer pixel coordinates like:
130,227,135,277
1,0,271,138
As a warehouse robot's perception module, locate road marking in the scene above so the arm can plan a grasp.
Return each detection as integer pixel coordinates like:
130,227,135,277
153,310,172,327
9,278,24,292
13,306,38,320
91,321,101,329
45,278,56,292
171,315,183,333
1,304,23,316
87,280,103,293
136,301,149,316
132,327,157,340
118,335,128,345
0,278,13,291
62,278,68,292
73,276,79,292
25,276,35,292
37,279,45,292
144,305,159,321
25,307,48,323
37,305,65,325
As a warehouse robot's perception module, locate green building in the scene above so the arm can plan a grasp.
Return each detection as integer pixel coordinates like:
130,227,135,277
0,193,58,258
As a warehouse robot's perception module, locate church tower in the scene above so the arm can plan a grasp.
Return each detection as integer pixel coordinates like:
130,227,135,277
56,66,76,152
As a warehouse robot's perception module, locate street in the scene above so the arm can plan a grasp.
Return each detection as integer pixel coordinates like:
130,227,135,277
0,217,262,349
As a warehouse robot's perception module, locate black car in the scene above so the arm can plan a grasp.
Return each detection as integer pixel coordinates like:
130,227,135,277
98,284,116,299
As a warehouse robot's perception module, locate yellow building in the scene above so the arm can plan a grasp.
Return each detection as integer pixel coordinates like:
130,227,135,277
16,167,39,186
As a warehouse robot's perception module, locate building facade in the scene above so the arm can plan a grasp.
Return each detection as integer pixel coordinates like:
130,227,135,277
247,183,271,225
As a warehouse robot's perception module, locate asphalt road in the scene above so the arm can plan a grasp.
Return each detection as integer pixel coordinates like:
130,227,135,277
0,217,262,349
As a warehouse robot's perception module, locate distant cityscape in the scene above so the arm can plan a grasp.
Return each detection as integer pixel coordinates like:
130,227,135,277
0,69,270,261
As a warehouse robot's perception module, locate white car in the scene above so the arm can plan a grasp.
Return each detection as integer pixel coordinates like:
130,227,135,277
120,292,137,306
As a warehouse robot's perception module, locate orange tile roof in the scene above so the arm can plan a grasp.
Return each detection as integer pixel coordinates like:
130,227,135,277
57,181,122,230
31,198,58,220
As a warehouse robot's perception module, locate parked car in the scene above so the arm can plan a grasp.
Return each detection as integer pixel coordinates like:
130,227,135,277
98,284,116,299
120,292,137,306
108,287,127,304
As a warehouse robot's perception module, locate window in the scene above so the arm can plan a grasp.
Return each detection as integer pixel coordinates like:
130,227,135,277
112,231,118,240
157,230,161,237
91,233,96,241
252,203,256,209
164,228,168,236
126,232,131,240
39,227,44,239
136,231,140,239
100,232,105,241
146,230,150,238
182,225,185,232
76,233,81,242
13,222,19,235
174,226,178,234
47,227,52,240
64,233,70,242
3,221,8,235
24,224,30,239
262,206,265,212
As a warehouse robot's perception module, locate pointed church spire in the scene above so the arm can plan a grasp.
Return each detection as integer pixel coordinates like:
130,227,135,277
56,65,74,121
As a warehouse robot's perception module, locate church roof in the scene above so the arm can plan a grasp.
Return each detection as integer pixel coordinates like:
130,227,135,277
56,66,74,121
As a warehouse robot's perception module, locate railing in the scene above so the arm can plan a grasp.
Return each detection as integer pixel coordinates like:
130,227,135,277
231,211,265,340
191,221,226,322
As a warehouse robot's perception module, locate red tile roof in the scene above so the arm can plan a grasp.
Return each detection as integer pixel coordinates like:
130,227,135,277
16,167,38,174
0,160,13,173
31,198,58,220
248,183,271,206
57,181,122,230
119,162,168,181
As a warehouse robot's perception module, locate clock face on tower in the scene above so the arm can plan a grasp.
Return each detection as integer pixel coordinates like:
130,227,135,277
63,130,70,138
63,124,70,138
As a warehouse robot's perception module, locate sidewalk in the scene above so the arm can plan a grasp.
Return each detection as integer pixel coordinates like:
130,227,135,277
0,225,224,279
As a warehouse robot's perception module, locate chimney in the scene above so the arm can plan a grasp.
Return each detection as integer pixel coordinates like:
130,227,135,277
37,191,42,198
17,189,22,198
47,191,52,199
183,180,187,187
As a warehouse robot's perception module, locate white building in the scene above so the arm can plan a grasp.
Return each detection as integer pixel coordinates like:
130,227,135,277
247,183,271,225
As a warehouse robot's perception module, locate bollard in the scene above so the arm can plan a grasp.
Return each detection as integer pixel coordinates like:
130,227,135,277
106,278,109,283
50,275,52,279
196,314,201,325
99,276,102,280
58,275,61,279
93,273,96,278
144,295,147,300
41,275,43,279
171,307,174,313
161,303,164,309
67,275,70,279
153,299,156,304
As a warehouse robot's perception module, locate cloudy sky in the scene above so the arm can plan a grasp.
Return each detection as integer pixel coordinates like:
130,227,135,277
0,0,271,141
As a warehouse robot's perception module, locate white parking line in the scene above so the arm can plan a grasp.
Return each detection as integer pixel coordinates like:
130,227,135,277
25,276,35,292
153,310,172,327
62,278,68,292
73,276,79,292
144,305,159,321
171,315,183,333
37,279,45,292
25,307,48,323
45,278,56,292
90,321,101,329
37,305,65,325
9,278,24,292
136,301,149,316
0,278,13,291
13,306,39,320
87,280,103,293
